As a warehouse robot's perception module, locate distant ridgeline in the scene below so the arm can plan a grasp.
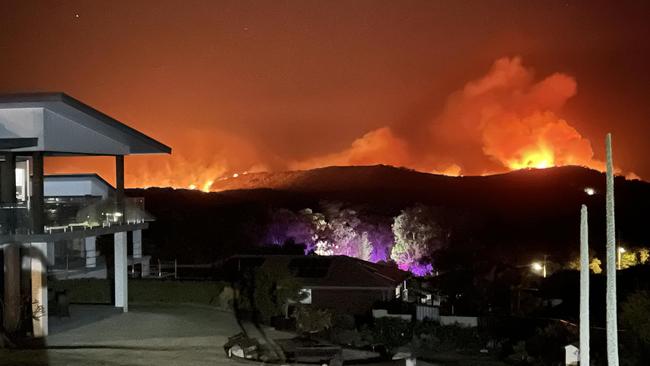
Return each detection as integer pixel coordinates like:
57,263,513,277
127,165,650,273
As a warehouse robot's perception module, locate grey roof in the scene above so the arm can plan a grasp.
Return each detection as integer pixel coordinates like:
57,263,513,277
228,255,409,288
0,92,171,154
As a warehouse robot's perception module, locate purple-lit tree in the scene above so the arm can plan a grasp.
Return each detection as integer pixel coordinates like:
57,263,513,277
265,208,300,246
314,204,364,258
264,202,397,264
390,204,442,275
360,221,394,262
264,208,319,253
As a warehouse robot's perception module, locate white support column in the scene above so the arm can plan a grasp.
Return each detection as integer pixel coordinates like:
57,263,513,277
132,229,142,259
30,242,49,337
114,232,128,312
84,236,97,268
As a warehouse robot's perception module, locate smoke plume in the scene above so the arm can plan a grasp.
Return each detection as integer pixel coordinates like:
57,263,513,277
45,57,620,188
295,57,603,176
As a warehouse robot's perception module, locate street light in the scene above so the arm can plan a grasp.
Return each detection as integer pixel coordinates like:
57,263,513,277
618,247,626,270
531,260,547,278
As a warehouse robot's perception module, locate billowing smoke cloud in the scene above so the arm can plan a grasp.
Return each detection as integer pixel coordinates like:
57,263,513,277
44,57,621,188
290,127,412,170
294,57,604,176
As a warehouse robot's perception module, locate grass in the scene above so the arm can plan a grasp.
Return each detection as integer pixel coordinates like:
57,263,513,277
49,278,228,306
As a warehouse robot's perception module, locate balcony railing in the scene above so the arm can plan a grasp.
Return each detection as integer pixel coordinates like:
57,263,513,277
0,196,152,236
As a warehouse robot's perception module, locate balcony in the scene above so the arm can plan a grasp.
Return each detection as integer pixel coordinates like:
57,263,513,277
0,196,152,238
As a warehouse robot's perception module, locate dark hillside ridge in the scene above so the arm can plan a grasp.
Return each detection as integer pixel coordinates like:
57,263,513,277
128,165,650,265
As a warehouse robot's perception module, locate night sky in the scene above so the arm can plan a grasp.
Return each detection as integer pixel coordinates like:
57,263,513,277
1,0,649,187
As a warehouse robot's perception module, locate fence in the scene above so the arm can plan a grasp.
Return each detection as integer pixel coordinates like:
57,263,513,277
150,259,177,279
48,252,222,281
415,304,439,321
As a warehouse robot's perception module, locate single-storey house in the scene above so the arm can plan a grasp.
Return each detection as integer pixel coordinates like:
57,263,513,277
225,255,409,315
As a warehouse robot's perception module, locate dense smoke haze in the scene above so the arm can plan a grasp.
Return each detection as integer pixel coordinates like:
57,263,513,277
41,56,632,189
292,57,605,177
2,0,649,187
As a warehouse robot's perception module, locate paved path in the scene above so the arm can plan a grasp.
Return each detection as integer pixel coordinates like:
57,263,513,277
1,303,287,366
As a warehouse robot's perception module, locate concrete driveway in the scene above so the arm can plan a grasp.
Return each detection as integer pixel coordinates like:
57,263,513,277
1,303,285,366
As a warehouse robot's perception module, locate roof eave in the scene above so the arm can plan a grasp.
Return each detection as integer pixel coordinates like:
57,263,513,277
0,92,172,155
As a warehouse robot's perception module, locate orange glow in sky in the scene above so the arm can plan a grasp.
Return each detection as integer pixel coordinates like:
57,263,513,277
4,2,648,187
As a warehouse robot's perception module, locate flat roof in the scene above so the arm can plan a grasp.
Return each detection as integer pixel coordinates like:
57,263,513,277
0,92,171,155
45,173,115,189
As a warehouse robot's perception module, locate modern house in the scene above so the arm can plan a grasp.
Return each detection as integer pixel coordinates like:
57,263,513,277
42,173,152,274
225,255,409,315
0,92,170,337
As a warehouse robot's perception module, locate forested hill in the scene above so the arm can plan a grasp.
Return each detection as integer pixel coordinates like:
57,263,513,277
128,165,650,266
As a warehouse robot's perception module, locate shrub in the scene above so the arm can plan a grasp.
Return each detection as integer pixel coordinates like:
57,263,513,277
372,318,413,349
294,305,332,335
250,262,304,323
621,290,650,345
413,320,481,352
524,322,576,366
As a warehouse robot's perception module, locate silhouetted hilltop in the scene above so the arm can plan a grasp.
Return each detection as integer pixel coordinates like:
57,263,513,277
129,165,650,265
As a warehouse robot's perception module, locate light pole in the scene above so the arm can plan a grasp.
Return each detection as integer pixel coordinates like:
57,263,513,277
531,256,547,278
617,247,626,270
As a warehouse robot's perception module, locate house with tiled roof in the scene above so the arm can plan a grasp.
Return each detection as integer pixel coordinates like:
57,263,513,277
225,255,409,315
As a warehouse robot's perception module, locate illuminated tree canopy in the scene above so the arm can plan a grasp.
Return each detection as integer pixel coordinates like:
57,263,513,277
390,204,443,275
263,201,445,276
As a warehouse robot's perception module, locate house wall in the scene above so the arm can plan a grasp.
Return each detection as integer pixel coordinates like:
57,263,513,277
0,108,45,151
311,288,392,315
44,178,111,198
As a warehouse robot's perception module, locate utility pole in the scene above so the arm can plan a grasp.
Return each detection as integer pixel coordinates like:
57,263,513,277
580,204,590,366
605,133,619,366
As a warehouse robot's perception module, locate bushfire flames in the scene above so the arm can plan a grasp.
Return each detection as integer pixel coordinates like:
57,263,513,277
44,57,634,189
508,148,555,170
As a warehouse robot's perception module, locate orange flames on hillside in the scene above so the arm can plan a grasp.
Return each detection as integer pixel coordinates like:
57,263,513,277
45,57,634,189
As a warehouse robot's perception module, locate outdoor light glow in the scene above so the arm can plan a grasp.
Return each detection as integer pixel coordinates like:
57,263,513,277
531,262,543,271
232,173,239,178
584,187,596,196
617,246,626,270
113,212,123,217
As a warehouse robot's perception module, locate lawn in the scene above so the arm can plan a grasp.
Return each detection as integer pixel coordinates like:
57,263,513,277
49,278,229,307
